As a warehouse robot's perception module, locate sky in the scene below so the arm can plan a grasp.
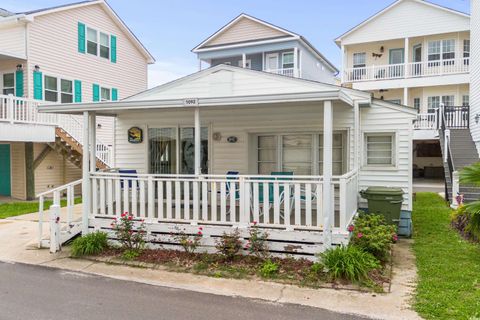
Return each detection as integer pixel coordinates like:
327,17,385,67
5,0,470,87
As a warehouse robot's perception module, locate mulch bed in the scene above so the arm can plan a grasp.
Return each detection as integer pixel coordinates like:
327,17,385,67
92,247,391,291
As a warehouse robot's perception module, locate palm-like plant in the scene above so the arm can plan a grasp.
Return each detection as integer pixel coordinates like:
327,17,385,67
459,162,480,235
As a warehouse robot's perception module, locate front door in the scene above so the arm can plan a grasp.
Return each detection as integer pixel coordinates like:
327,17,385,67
0,144,11,196
265,53,279,71
413,44,422,75
389,48,405,77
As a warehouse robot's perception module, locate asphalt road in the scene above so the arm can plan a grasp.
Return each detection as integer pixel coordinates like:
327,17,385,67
0,261,370,320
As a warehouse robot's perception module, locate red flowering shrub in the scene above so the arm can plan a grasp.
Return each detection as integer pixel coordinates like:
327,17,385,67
173,226,203,254
215,228,243,261
111,212,146,252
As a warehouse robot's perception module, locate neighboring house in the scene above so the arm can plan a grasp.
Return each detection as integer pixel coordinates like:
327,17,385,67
336,0,475,203
38,65,416,256
193,13,338,83
0,0,154,200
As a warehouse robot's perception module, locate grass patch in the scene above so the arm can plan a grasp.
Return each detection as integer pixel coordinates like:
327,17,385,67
0,198,82,219
413,192,480,319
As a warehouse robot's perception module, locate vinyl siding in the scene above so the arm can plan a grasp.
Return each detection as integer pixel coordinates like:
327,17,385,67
206,17,289,47
10,142,26,200
26,3,149,145
340,0,469,45
33,143,81,195
471,0,480,155
0,24,26,58
114,102,413,211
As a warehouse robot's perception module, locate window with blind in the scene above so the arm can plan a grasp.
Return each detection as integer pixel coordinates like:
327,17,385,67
365,133,395,166
257,132,346,175
2,73,14,95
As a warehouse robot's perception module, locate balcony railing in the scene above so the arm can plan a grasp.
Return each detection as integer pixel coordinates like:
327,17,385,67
414,112,438,130
414,105,469,130
344,58,470,82
265,68,299,78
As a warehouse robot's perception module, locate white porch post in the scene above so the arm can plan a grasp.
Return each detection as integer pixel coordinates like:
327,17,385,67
194,107,201,175
403,87,409,106
323,100,333,249
89,112,96,172
354,101,360,170
242,53,247,68
404,37,409,78
198,59,202,71
293,47,299,77
82,111,91,235
341,45,346,84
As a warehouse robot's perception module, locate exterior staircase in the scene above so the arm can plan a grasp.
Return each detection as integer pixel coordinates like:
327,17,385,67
438,106,480,203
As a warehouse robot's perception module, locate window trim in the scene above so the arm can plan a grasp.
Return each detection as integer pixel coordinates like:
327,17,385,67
363,132,397,169
1,71,15,96
353,52,366,68
100,86,112,102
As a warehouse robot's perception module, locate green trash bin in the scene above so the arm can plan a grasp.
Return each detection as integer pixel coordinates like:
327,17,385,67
359,187,404,225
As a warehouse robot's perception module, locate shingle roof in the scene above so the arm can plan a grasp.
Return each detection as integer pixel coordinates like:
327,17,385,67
16,0,95,15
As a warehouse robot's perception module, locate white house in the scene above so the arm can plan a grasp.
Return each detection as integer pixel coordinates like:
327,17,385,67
38,65,416,257
336,0,476,203
0,0,154,200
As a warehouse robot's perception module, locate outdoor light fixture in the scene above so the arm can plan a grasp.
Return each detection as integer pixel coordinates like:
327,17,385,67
475,113,480,124
34,65,40,71
16,64,23,71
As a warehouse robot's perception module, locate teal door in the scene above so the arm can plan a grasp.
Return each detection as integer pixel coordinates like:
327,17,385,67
0,144,11,196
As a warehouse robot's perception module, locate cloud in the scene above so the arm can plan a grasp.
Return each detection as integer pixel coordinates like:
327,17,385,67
148,60,197,88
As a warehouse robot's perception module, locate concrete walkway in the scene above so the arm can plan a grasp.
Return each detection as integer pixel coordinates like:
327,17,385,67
0,214,421,320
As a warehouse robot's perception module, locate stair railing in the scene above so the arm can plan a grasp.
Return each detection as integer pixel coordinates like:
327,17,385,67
439,104,457,202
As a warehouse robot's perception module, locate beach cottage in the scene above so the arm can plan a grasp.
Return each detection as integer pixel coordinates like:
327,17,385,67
38,65,416,258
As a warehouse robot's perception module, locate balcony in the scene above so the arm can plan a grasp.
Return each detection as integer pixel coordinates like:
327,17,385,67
344,58,470,83
414,105,469,130
265,67,300,78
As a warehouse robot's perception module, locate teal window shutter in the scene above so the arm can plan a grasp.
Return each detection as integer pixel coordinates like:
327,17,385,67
112,88,118,101
92,83,100,102
15,70,24,97
74,80,82,103
33,71,43,100
78,22,86,53
110,35,117,63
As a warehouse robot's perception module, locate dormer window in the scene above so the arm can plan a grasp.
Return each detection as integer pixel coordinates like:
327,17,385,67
87,27,98,56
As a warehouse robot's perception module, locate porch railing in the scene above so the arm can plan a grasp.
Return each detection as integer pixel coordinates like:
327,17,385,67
344,57,470,82
265,68,299,78
414,112,438,130
89,170,359,232
0,94,113,167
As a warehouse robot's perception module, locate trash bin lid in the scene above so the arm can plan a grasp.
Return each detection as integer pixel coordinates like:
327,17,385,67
361,186,404,196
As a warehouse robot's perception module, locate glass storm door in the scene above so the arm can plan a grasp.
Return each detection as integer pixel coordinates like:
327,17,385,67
180,127,208,174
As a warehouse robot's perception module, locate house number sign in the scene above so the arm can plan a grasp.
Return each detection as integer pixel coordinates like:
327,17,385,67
183,98,199,106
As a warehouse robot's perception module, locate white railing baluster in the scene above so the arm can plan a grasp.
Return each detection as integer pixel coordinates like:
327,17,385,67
253,182,259,223
166,180,172,219
123,179,129,214
263,182,269,224
183,181,190,220
107,179,113,216
100,178,106,215
220,182,226,222
202,180,208,221
157,180,163,220
211,181,217,222
305,184,312,226
229,182,236,222
193,180,199,222
131,179,138,217
148,177,154,221
139,180,146,218
273,182,280,224
294,184,301,226
175,180,181,219
115,179,121,216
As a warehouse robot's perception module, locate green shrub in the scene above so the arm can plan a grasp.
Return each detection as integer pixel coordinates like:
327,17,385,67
246,222,269,259
215,228,243,261
349,213,397,261
71,231,108,257
451,205,480,241
121,249,140,261
319,245,379,282
259,260,279,278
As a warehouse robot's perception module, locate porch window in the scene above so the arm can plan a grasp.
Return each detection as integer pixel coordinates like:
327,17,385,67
428,40,455,65
464,39,470,65
365,133,395,166
442,95,454,107
282,52,294,69
87,27,98,56
2,73,14,95
353,53,366,68
427,96,440,113
257,132,345,175
413,98,421,111
462,95,469,107
44,75,58,102
427,41,441,64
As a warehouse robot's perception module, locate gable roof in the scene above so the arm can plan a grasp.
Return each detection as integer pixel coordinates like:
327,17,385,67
335,0,469,46
4,0,154,63
193,13,338,73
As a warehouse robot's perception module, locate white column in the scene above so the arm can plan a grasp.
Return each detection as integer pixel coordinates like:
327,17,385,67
194,107,201,175
293,47,299,77
341,45,346,84
89,112,96,173
404,37,409,78
198,59,202,71
354,101,360,170
404,87,409,106
323,100,333,249
242,53,246,68
82,111,91,235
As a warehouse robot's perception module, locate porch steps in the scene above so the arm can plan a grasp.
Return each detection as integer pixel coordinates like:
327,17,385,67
49,127,108,170
440,129,480,202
